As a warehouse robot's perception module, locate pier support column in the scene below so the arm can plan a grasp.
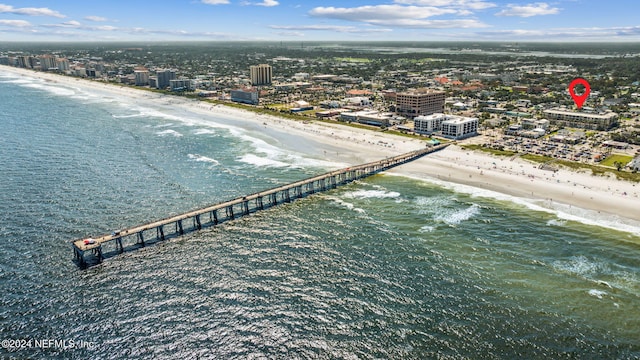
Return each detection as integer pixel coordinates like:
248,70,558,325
137,231,145,246
257,197,264,210
285,189,291,203
226,205,234,220
177,220,184,235
195,215,202,230
116,237,124,254
92,246,104,263
212,210,218,225
243,201,250,215
270,193,278,206
73,247,87,268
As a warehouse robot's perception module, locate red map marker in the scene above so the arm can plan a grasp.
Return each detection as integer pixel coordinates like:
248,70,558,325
568,78,590,109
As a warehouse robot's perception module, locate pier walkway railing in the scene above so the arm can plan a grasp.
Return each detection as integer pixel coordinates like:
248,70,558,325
72,144,448,268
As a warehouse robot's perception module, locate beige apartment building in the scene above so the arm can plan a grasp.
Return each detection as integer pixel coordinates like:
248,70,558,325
395,89,445,118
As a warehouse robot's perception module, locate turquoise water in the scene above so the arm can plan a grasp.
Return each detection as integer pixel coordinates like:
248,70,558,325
1,71,639,359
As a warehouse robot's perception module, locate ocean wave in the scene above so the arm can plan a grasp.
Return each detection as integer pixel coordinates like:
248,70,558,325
322,196,366,214
188,154,219,166
553,255,603,277
0,78,33,84
156,129,183,137
112,113,145,119
391,173,640,237
238,154,289,168
552,256,639,296
435,204,480,226
588,289,607,299
343,189,401,200
419,225,435,233
193,128,218,136
546,219,567,227
22,83,76,97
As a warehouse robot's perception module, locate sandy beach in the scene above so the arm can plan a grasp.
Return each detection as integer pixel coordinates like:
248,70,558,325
2,65,639,230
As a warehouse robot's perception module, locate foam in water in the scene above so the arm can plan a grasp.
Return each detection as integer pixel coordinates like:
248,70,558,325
343,189,401,199
156,129,183,137
546,219,567,227
588,289,607,299
187,154,219,166
193,128,218,136
419,225,435,233
238,154,289,168
322,195,366,214
434,204,480,226
391,173,640,237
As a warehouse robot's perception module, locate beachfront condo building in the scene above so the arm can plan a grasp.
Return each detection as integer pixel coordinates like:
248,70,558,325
134,70,150,86
414,113,445,135
231,88,259,105
395,89,445,119
157,69,177,90
250,64,272,86
39,55,57,71
441,116,479,140
543,107,618,130
414,113,478,139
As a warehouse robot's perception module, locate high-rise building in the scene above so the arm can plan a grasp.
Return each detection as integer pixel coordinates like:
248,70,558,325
134,69,150,86
56,58,70,72
156,69,176,89
17,56,35,69
39,55,57,71
395,89,445,118
250,64,272,86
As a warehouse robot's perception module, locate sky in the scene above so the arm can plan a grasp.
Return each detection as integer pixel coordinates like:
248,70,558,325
0,0,639,42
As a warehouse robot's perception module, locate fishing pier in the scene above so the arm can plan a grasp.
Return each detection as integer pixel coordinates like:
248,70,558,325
72,144,448,268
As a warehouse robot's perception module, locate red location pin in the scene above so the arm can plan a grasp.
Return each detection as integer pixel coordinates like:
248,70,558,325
568,78,590,109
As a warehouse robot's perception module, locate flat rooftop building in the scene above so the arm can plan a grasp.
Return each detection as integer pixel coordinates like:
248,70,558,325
395,89,445,119
543,108,618,130
414,113,478,139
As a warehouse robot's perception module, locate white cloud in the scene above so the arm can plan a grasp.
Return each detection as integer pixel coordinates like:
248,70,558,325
495,2,560,17
0,19,32,27
85,16,108,22
308,5,488,29
270,24,392,33
256,0,279,6
42,20,82,28
310,5,457,21
474,26,640,40
201,0,230,4
393,0,497,10
0,4,65,18
95,25,118,31
370,18,487,28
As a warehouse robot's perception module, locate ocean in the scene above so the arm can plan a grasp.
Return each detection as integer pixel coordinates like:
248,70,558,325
1,71,639,359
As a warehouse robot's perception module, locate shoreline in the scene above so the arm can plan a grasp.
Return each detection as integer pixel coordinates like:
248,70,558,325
2,65,639,229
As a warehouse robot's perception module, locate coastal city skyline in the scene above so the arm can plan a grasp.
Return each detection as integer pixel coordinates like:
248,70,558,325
1,0,640,42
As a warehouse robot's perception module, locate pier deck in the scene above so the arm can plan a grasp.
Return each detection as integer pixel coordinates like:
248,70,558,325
72,144,448,268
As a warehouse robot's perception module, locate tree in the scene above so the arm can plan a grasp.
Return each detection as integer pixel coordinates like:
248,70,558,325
613,161,624,171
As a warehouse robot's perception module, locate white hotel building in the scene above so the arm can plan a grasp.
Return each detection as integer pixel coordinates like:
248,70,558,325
414,113,478,140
